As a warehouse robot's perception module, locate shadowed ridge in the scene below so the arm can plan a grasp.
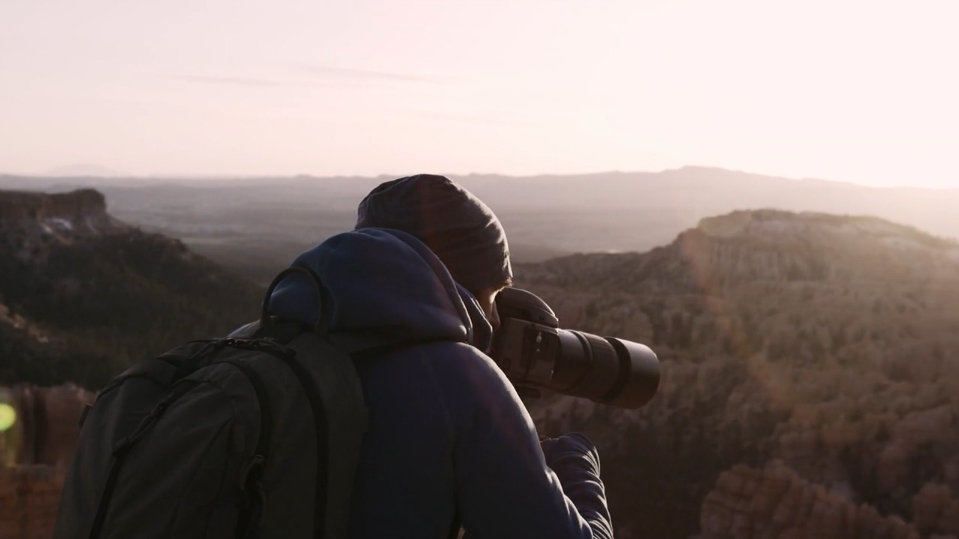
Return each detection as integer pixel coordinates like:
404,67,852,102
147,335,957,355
0,188,263,389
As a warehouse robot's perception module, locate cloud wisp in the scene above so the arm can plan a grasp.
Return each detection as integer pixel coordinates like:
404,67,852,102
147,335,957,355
173,75,319,88
301,65,437,83
173,65,437,89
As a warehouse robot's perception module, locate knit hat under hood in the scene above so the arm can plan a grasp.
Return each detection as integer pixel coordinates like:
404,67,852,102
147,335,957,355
355,174,512,293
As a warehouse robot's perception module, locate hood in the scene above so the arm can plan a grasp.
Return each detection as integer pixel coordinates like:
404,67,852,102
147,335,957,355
267,227,493,351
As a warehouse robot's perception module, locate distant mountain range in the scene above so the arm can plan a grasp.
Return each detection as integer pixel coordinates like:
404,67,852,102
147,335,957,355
2,167,957,284
40,164,126,177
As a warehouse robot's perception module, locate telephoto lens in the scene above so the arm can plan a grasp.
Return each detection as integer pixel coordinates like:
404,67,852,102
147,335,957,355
491,288,660,409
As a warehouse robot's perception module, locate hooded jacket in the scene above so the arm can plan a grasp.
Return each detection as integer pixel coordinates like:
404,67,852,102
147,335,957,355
266,227,612,538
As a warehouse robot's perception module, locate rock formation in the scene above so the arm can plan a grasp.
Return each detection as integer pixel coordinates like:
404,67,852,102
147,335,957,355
518,209,959,537
0,385,92,468
0,385,90,539
700,461,922,538
0,189,124,261
0,465,66,539
0,188,108,222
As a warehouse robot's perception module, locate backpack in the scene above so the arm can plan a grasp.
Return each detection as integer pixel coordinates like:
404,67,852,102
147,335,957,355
53,266,368,539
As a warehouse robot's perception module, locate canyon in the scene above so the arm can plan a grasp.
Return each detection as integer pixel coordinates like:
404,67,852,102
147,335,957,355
2,188,958,537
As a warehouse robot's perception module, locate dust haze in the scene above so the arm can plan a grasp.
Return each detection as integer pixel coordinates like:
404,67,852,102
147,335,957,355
3,166,955,283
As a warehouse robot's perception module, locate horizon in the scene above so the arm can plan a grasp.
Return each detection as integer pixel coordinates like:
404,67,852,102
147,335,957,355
3,165,959,193
2,1,957,189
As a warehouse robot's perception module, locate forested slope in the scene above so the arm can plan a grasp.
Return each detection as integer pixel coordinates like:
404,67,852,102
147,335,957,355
517,210,959,537
0,189,262,388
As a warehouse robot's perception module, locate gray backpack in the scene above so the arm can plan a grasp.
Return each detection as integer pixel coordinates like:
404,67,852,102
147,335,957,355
53,266,368,539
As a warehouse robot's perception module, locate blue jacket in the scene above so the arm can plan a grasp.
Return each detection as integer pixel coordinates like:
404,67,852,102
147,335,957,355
267,227,612,538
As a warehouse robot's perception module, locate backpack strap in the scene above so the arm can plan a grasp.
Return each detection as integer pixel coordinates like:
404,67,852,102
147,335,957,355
256,265,449,538
260,265,328,335
220,357,273,539
274,340,333,538
257,265,350,538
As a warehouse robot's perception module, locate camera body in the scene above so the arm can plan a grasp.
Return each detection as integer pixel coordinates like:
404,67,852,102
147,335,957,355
490,288,660,409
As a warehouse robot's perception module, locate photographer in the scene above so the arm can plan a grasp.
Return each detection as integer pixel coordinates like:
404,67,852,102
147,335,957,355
267,174,612,537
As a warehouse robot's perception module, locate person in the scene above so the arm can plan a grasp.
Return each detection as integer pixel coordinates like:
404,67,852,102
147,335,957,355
265,174,612,538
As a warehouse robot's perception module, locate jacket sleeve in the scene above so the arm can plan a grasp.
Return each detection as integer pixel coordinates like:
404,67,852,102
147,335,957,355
541,434,610,535
447,350,613,539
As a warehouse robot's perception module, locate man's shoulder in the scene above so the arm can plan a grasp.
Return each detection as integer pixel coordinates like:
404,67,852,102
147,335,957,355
380,340,511,391
402,340,500,369
405,341,520,403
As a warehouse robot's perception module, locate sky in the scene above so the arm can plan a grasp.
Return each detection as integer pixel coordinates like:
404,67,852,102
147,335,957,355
1,0,957,188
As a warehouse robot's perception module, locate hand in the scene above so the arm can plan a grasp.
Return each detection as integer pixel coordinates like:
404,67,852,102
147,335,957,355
540,433,598,469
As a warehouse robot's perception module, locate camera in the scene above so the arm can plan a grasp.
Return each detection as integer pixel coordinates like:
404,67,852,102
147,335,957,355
491,288,660,409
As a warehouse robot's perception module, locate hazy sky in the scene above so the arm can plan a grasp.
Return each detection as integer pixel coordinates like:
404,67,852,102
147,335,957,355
2,0,957,188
